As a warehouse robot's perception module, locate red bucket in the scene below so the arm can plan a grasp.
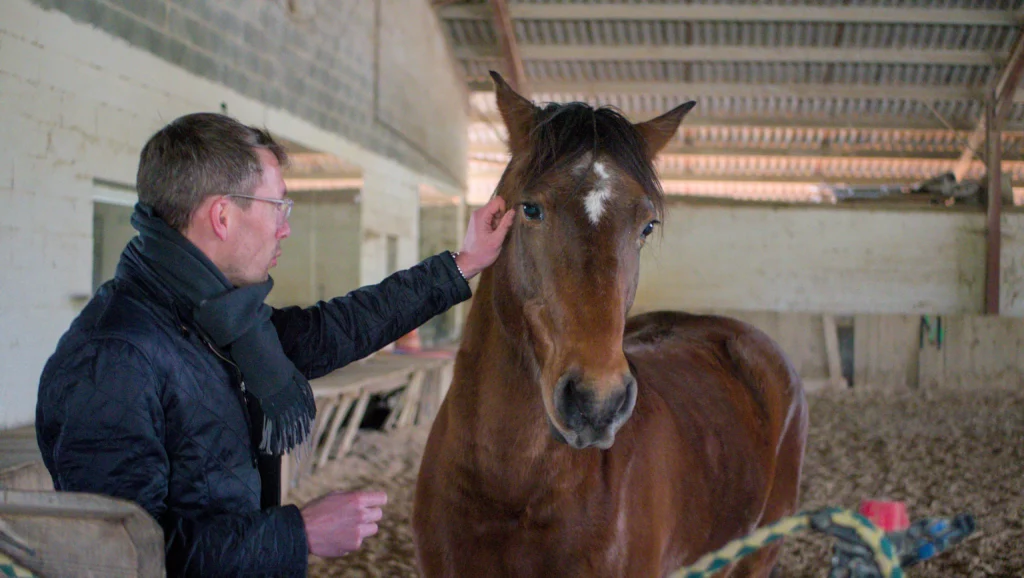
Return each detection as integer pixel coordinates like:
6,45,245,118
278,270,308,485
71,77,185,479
858,500,910,532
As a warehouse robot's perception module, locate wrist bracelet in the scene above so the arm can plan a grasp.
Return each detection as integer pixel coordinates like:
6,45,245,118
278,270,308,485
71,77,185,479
450,250,467,280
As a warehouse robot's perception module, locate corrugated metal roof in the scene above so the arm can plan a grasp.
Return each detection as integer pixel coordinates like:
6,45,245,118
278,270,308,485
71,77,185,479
439,0,1024,204
468,118,1024,157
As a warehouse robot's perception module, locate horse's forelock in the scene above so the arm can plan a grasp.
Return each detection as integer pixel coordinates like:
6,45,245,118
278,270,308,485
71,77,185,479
514,102,665,218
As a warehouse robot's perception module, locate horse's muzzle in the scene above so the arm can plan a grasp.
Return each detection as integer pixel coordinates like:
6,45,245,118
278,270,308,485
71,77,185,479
551,371,637,449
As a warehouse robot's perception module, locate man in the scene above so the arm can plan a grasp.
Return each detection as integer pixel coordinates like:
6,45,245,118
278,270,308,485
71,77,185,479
35,112,514,576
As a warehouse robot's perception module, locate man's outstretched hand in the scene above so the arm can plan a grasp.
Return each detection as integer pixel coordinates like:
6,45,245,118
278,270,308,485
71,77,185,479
455,196,515,280
301,490,387,558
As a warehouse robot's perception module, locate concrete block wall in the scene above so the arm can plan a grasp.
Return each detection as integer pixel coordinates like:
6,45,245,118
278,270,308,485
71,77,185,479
309,193,362,304
360,171,422,287
0,0,468,429
25,0,468,188
418,203,464,344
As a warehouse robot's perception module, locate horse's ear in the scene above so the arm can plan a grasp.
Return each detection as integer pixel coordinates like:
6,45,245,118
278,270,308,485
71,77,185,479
490,70,538,155
634,101,696,157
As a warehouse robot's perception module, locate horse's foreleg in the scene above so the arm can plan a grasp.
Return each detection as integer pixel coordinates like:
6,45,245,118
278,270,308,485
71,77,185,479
728,385,809,578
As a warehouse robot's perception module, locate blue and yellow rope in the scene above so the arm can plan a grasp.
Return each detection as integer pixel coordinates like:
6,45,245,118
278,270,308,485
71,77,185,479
0,553,35,578
668,507,903,578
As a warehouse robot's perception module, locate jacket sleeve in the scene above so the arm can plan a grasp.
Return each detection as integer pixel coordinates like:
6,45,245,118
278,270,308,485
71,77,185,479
36,338,309,577
271,251,472,379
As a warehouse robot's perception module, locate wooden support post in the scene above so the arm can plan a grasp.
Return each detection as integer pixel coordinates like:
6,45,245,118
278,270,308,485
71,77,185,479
822,315,847,389
489,0,528,93
985,96,1003,315
336,390,372,460
397,370,428,428
279,452,290,505
318,395,357,470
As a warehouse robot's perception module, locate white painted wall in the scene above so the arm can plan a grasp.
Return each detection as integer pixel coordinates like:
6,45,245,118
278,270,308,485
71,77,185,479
266,192,361,308
635,202,1024,317
629,202,1024,389
360,171,421,287
0,0,465,428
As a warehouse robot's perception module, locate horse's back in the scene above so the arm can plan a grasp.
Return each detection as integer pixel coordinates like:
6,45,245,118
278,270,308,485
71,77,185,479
623,310,808,572
624,310,804,436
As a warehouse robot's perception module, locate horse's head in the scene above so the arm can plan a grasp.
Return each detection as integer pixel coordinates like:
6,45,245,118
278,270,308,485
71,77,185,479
487,71,694,450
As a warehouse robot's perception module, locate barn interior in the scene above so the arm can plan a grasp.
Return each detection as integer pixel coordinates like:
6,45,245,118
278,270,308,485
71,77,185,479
1,0,1022,576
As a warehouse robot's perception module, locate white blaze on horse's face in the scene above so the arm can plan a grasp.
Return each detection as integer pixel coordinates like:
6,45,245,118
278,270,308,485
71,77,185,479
583,162,613,225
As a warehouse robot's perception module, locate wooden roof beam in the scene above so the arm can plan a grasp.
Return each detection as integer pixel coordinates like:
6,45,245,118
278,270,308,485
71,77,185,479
468,174,1018,188
478,84,1023,104
466,80,1024,104
455,45,1006,67
469,114,992,132
441,4,1022,26
467,155,1024,179
488,0,528,93
954,28,1024,180
468,143,1018,161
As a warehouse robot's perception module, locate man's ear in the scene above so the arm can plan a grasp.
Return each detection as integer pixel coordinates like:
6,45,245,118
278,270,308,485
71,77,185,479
206,196,232,241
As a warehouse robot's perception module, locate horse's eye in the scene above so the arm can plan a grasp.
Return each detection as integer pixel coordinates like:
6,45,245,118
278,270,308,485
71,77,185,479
522,203,543,221
641,220,659,238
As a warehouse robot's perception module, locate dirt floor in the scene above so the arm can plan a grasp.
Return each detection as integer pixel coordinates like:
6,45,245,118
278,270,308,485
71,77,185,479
292,385,1024,577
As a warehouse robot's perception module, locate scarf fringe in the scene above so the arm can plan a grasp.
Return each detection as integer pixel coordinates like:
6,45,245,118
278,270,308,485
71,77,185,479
257,377,318,455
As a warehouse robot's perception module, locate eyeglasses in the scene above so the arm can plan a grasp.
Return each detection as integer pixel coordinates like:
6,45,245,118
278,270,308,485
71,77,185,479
227,194,293,222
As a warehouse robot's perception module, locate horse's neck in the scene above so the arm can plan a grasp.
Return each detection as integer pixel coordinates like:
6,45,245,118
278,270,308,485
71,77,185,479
449,273,591,481
453,272,542,432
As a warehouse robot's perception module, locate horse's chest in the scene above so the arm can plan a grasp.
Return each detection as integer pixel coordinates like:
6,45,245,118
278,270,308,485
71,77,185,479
466,494,635,576
468,493,584,535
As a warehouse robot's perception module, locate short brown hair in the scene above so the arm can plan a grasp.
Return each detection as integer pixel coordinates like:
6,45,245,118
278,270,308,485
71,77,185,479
136,112,288,231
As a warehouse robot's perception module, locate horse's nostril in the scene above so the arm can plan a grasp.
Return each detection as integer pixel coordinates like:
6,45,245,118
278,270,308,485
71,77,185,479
555,371,636,436
556,374,587,431
603,379,634,428
614,387,628,415
620,375,637,416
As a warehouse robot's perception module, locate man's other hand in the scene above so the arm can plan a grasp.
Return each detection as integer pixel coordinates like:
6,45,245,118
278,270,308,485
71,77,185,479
301,490,387,557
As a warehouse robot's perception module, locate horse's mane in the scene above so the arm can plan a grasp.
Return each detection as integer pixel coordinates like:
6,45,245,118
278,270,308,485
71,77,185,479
507,102,665,218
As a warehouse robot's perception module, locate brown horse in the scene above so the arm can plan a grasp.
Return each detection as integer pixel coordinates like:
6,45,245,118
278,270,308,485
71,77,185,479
412,72,809,578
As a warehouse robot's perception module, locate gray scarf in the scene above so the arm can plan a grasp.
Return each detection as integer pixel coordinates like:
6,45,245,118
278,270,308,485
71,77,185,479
123,202,315,455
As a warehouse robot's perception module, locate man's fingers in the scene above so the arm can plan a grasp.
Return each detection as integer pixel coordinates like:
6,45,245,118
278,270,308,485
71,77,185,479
485,207,502,230
358,523,379,537
356,491,388,507
362,506,384,523
482,196,508,227
487,194,506,213
497,209,515,233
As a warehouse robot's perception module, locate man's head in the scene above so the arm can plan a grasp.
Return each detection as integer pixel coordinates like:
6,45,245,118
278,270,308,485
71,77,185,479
137,113,292,286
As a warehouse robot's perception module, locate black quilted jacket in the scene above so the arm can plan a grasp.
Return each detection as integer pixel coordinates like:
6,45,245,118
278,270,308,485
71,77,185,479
36,249,471,577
